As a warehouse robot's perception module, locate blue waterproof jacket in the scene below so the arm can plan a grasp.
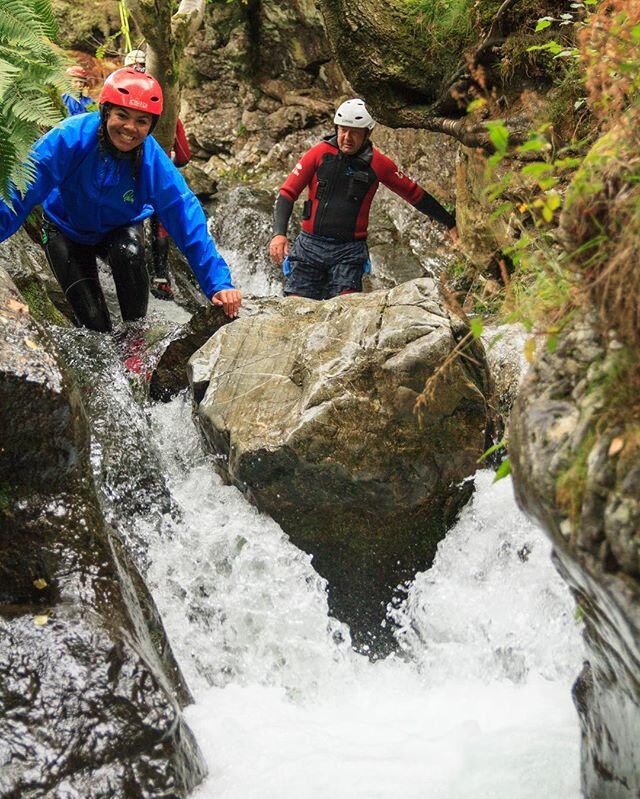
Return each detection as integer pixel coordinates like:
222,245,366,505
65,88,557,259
62,94,96,116
0,112,233,299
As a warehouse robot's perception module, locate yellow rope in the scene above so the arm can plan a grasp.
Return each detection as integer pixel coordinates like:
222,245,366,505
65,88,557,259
119,0,132,54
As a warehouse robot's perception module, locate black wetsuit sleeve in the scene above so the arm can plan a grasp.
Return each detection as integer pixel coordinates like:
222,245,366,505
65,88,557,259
272,194,294,237
413,191,456,229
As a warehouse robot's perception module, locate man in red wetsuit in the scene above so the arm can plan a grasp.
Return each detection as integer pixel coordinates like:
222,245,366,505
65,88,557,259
124,49,192,299
269,98,458,300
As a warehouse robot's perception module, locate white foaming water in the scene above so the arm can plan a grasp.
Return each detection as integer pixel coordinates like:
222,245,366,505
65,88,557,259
143,396,584,799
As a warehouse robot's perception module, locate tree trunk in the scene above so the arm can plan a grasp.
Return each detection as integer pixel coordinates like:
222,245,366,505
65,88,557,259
127,0,205,151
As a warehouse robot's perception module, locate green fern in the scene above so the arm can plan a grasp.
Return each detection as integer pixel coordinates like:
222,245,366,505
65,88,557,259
0,0,65,203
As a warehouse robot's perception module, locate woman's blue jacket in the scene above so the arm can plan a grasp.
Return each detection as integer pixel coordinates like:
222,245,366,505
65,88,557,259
0,112,233,299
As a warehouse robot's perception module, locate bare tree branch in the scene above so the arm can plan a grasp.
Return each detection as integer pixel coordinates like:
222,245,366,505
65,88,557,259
173,0,206,43
391,109,531,151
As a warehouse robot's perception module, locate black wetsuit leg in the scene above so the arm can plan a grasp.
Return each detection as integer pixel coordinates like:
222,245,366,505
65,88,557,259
101,224,149,322
42,218,112,332
150,214,169,279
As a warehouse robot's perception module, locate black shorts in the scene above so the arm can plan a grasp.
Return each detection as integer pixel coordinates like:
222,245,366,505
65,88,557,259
284,232,369,300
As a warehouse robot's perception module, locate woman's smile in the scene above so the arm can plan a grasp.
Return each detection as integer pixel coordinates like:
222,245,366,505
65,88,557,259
106,107,153,152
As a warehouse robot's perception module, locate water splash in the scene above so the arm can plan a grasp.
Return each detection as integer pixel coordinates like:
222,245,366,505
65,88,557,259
140,397,584,799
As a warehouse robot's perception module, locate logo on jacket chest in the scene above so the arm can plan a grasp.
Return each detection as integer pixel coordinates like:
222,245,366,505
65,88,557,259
122,189,135,204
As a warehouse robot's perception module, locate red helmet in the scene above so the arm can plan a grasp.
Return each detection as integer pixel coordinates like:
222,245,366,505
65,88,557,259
98,67,163,115
66,66,87,79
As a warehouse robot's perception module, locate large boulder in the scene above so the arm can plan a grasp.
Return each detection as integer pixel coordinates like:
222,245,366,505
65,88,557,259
509,317,640,799
189,278,491,652
0,269,206,797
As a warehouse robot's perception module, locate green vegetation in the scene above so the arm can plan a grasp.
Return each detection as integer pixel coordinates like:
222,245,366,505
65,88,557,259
462,2,630,334
95,0,133,59
0,0,67,202
19,277,69,327
452,0,640,482
403,0,475,47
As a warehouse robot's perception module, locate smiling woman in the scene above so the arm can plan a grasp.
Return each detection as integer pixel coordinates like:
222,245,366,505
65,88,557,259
0,67,242,331
106,107,154,152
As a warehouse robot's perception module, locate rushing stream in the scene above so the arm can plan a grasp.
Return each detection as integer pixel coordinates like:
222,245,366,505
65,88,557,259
139,396,583,799
53,281,585,798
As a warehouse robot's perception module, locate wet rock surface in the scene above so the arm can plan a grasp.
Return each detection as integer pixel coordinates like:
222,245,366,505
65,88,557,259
189,278,491,652
510,317,640,799
0,269,206,797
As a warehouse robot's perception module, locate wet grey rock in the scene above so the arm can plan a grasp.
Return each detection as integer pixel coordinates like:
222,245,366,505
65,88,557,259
0,269,206,797
0,226,74,326
188,278,491,652
510,316,640,799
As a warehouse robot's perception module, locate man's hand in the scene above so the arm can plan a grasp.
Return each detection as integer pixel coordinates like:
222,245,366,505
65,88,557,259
211,288,242,318
269,234,289,264
448,225,459,244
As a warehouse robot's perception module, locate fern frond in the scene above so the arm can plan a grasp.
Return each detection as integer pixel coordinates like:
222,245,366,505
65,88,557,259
0,0,66,203
31,0,57,39
0,8,49,53
5,94,61,127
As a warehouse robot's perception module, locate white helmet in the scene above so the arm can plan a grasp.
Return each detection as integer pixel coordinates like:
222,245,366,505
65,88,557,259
333,98,375,130
124,49,146,69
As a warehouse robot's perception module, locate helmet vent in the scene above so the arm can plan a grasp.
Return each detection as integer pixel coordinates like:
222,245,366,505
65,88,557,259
117,88,130,95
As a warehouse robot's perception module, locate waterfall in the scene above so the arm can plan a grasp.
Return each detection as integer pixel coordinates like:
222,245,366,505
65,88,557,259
51,281,584,797
136,396,584,799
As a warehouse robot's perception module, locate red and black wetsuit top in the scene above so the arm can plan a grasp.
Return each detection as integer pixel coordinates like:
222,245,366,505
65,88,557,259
172,118,191,167
272,135,455,241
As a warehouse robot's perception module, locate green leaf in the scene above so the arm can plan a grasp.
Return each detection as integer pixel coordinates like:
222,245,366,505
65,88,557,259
493,458,511,482
527,40,564,55
478,437,507,463
469,317,484,339
467,98,487,113
535,18,553,31
516,137,547,153
0,0,66,203
546,192,562,210
490,200,512,220
538,177,559,190
521,162,550,178
485,120,509,154
553,157,581,169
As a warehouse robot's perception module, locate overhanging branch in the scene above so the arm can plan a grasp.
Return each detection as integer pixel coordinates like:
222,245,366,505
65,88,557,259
392,108,530,151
